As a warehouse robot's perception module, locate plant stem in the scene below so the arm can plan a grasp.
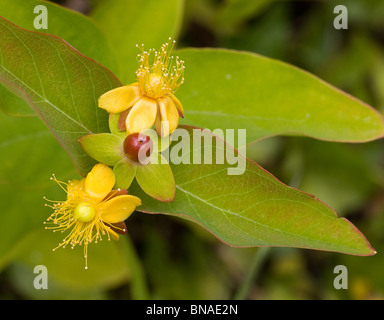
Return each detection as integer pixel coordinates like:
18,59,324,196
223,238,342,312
234,246,270,300
119,235,150,300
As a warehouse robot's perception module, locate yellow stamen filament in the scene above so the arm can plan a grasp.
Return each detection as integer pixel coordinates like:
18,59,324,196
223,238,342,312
44,176,116,269
136,38,185,99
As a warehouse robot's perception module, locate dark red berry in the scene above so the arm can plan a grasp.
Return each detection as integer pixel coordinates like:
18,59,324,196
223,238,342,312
123,133,153,163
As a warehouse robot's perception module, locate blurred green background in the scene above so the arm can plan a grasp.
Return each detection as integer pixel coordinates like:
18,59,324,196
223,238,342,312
1,0,384,299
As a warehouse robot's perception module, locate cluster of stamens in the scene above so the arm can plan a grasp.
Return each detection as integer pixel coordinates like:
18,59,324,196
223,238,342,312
43,176,123,269
136,37,185,99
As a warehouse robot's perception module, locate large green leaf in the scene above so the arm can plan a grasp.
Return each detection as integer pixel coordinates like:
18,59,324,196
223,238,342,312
132,127,375,256
90,0,185,83
0,83,35,117
12,229,130,291
176,48,384,144
0,0,119,117
0,16,121,175
0,0,118,75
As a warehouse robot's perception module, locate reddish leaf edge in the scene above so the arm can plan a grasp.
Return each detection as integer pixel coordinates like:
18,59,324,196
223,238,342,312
177,47,384,144
0,16,122,86
0,16,123,177
136,124,377,256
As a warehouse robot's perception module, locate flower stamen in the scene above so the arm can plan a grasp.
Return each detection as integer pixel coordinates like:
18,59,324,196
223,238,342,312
45,178,117,268
136,38,185,99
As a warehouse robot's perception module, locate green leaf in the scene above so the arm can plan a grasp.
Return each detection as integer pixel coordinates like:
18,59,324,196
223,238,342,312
9,262,107,299
214,0,274,34
0,109,75,271
0,0,118,74
79,133,124,166
14,229,130,290
90,0,185,83
131,127,375,256
113,159,137,189
0,83,36,117
136,154,176,202
0,0,119,118
117,234,150,299
0,17,121,175
176,48,384,144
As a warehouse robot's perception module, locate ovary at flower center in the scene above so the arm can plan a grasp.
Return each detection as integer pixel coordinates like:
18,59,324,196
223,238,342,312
143,73,165,97
74,202,96,223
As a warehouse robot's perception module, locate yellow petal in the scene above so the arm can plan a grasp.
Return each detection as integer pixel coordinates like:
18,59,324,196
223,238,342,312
126,97,158,134
67,179,87,202
100,195,142,223
98,84,142,114
156,95,179,137
168,94,184,117
85,163,115,202
67,178,84,195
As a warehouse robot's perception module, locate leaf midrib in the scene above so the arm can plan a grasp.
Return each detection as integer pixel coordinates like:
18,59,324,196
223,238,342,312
0,65,93,136
0,20,94,134
175,184,347,249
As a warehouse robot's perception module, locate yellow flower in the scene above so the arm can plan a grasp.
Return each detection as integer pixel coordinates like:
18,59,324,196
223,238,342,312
98,38,185,137
44,163,141,269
